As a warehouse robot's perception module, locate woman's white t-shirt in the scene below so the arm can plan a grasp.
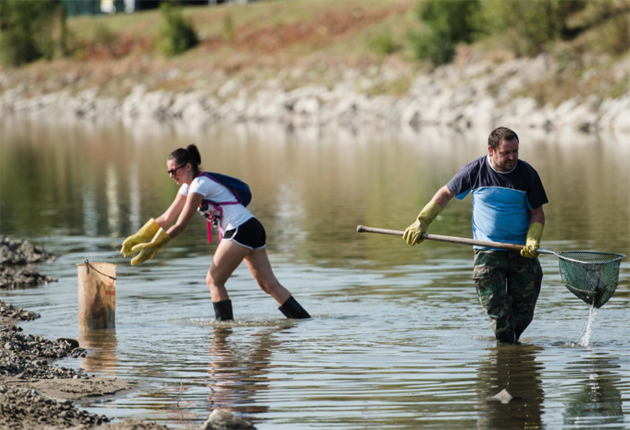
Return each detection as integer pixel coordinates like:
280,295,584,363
179,175,253,231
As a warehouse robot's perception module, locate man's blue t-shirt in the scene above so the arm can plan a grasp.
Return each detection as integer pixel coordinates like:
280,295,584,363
447,155,548,250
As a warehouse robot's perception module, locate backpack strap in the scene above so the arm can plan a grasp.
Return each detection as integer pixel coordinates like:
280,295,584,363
195,172,242,205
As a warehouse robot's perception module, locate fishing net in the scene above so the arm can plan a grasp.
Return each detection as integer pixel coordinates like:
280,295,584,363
556,251,625,308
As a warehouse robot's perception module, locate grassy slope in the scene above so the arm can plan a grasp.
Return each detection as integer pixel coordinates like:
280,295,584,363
67,1,418,65
4,0,629,105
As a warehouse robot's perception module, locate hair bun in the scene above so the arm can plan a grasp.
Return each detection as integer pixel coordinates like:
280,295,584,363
186,144,202,166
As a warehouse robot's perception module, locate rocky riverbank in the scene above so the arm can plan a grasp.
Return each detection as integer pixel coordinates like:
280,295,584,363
0,300,145,429
0,236,255,430
0,301,252,430
0,235,58,291
1,52,628,133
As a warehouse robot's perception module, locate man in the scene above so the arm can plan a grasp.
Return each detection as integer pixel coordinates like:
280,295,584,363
403,127,548,344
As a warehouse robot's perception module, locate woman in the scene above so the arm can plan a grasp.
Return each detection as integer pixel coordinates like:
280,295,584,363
120,144,310,321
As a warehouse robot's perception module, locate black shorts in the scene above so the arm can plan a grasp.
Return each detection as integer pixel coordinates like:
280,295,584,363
222,217,266,250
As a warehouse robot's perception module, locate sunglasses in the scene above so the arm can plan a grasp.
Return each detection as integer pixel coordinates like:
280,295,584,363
167,163,187,175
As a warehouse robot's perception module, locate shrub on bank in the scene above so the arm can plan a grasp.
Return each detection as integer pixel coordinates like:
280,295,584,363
408,0,479,65
407,0,599,65
369,30,397,58
473,0,587,56
156,2,198,58
0,1,59,67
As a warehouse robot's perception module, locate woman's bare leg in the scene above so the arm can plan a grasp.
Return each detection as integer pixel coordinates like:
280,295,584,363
206,240,252,302
244,248,291,305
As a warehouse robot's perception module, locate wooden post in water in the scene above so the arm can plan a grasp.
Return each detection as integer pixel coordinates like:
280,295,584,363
77,261,116,330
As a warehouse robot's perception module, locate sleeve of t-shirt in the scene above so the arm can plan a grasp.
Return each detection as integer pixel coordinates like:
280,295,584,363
187,177,225,200
526,168,549,209
188,178,207,197
178,179,210,197
447,164,472,200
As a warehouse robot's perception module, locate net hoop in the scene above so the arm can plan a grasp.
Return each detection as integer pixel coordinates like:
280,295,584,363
555,251,626,265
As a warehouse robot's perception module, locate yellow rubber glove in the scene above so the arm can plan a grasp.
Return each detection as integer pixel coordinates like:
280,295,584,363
403,200,443,246
521,222,544,258
130,228,172,266
121,219,160,258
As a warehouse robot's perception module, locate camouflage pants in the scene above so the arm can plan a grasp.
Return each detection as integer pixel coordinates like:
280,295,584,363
473,250,543,343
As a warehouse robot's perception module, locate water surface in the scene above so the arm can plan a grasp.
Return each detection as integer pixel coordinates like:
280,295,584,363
1,117,629,429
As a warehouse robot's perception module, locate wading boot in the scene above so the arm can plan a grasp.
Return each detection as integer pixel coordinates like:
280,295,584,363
278,296,311,319
213,299,233,321
495,331,518,345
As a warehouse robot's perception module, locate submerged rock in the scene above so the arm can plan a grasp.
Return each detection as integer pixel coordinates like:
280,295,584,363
200,409,256,429
493,388,513,404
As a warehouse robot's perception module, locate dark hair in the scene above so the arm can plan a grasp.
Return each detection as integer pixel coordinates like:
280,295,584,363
168,144,202,174
488,127,519,150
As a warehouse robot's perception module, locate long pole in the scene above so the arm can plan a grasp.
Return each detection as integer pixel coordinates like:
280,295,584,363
356,225,526,252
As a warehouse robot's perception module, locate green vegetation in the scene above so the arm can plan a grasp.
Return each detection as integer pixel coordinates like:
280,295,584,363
408,0,479,64
473,0,588,56
155,2,198,58
0,1,61,67
369,30,397,58
405,0,628,64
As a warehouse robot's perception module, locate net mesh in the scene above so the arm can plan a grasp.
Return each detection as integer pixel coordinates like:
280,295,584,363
557,251,625,308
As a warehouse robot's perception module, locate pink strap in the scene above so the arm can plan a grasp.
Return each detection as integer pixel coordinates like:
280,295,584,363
202,199,233,244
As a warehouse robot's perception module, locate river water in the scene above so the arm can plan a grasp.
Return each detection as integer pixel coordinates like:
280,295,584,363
1,116,629,429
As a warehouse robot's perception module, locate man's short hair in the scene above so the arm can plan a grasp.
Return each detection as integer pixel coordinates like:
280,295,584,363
488,127,519,150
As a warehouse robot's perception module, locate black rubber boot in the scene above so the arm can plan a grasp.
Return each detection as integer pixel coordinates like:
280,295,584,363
495,331,518,344
278,296,311,319
213,299,233,321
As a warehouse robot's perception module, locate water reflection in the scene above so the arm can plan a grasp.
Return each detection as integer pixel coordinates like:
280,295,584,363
207,326,286,417
562,353,625,429
79,328,119,376
1,116,628,269
476,344,544,430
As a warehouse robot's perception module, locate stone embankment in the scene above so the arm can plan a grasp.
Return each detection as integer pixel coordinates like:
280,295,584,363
1,54,628,132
